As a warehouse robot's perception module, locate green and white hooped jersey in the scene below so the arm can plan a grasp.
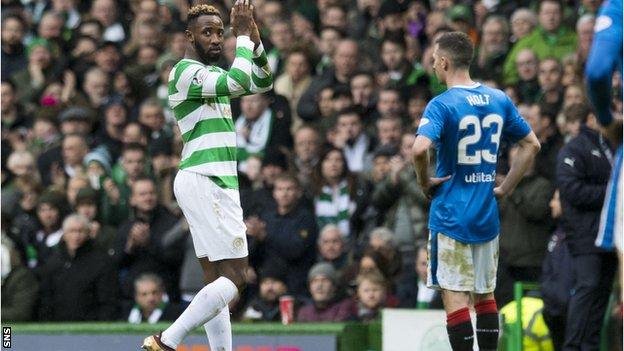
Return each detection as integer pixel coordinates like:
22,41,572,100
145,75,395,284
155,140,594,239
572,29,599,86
168,36,272,189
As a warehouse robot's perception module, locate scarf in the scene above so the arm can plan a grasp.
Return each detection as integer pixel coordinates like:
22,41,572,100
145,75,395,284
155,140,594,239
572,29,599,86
128,302,167,324
236,109,273,155
315,179,354,236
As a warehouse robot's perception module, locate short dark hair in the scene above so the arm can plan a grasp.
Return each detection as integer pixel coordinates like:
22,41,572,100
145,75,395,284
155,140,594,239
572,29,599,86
435,31,474,69
123,142,147,156
336,106,361,119
274,173,301,188
564,102,592,124
539,0,562,12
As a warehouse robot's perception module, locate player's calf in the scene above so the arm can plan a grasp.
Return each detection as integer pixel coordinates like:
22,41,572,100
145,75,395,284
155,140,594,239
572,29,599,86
446,307,474,351
474,298,499,351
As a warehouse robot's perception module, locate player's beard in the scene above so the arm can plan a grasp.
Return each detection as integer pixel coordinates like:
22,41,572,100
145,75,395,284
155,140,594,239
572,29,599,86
194,41,221,64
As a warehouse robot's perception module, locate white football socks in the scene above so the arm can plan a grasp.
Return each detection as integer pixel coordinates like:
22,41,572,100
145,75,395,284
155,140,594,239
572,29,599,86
204,305,232,351
161,277,238,349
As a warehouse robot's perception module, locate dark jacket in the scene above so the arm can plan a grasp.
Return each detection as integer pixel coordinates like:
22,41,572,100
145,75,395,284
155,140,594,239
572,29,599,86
557,126,613,255
116,206,183,299
121,301,184,323
1,265,39,321
249,203,318,296
536,132,563,182
242,297,280,322
38,240,118,321
499,173,555,267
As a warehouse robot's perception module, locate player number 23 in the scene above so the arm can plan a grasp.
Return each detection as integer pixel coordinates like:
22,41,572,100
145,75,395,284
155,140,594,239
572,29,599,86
457,114,503,165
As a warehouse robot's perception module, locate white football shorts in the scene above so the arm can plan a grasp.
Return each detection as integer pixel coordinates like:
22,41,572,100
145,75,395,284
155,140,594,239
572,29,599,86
173,170,248,261
427,231,499,294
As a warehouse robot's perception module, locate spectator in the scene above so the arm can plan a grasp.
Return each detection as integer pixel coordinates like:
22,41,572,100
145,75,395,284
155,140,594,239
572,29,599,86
556,103,617,350
575,14,595,66
296,262,353,322
471,15,509,83
513,49,541,104
1,15,27,79
24,191,67,269
102,143,148,225
317,224,352,276
235,93,292,172
312,147,361,238
538,57,564,116
75,187,117,256
116,177,183,300
1,235,39,322
90,0,126,43
93,96,128,161
124,273,184,324
267,19,295,76
298,39,359,122
291,125,321,191
66,175,90,209
526,104,563,182
372,135,429,257
6,176,43,260
376,117,403,148
316,26,344,75
38,214,118,321
352,272,388,322
330,107,374,173
413,245,443,309
242,262,289,322
241,148,288,217
94,41,123,76
498,145,555,304
503,0,577,84
510,8,538,43
11,38,61,107
274,47,313,133
350,71,377,121
247,174,318,296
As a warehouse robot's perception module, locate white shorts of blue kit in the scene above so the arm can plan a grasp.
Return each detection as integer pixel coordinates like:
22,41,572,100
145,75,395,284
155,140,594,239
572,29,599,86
427,232,498,294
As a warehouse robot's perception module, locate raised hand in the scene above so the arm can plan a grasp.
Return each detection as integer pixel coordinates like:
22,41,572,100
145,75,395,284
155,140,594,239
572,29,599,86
231,0,254,37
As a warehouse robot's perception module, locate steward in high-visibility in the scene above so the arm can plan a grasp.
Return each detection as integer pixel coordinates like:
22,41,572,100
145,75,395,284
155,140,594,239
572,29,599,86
500,297,554,351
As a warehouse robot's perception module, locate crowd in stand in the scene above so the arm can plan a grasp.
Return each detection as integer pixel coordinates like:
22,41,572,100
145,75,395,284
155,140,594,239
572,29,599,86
1,0,621,348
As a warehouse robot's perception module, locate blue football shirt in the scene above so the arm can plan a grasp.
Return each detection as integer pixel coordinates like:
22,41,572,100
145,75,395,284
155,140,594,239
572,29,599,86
417,83,531,244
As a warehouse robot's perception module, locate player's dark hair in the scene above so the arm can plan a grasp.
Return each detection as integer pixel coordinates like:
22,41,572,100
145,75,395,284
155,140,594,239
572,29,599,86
187,4,221,26
435,31,474,70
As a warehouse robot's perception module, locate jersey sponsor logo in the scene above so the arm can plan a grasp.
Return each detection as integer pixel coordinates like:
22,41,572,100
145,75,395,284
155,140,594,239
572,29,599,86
594,15,613,32
464,171,496,183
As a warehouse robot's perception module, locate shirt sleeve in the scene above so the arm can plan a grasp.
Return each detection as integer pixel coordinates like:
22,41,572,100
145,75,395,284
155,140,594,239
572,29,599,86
416,99,446,143
502,96,531,143
169,36,261,101
248,42,273,94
